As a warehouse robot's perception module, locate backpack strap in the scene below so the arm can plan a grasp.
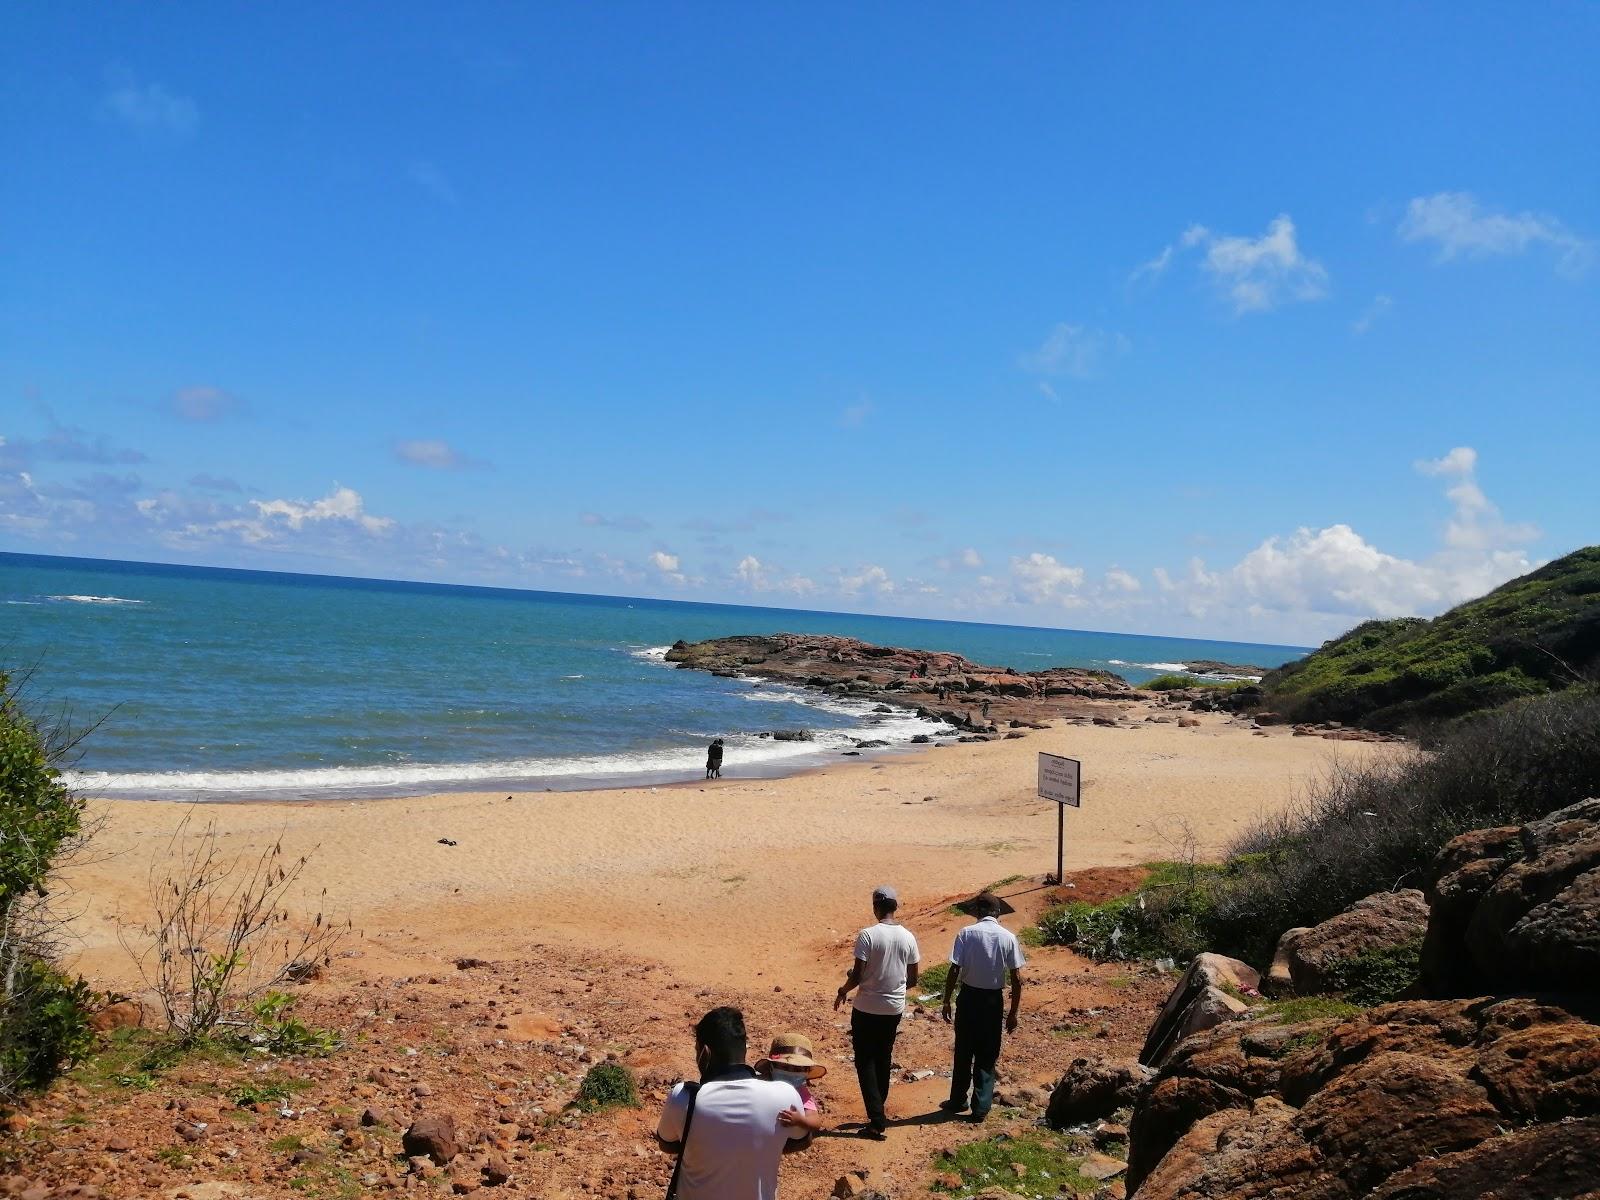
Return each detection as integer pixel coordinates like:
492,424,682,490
663,1081,701,1200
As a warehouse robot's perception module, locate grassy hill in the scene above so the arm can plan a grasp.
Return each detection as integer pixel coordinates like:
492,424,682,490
1261,544,1600,729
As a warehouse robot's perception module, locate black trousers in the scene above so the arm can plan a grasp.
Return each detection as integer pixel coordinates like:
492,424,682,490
850,1008,902,1130
949,985,1004,1115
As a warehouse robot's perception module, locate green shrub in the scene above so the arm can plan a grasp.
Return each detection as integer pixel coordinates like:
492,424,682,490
914,962,951,1002
1143,674,1253,692
574,1062,639,1111
1261,546,1600,729
0,961,95,1092
1323,938,1422,1005
1,669,95,1100
247,992,339,1057
1035,689,1600,967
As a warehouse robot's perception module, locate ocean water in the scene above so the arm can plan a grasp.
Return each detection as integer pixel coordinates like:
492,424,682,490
1,553,1308,800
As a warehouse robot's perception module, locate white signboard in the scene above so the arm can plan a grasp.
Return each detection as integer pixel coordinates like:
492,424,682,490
1037,752,1081,807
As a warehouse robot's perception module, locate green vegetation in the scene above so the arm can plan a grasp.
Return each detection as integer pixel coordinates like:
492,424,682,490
573,1062,639,1111
1032,861,1225,962
1262,995,1361,1024
249,992,339,1057
0,668,94,1101
228,1075,313,1107
1261,546,1600,729
1144,674,1253,692
1322,938,1422,1005
931,1131,1096,1196
1033,688,1600,966
912,962,951,1005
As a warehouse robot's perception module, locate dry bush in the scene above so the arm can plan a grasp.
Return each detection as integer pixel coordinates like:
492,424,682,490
129,815,346,1044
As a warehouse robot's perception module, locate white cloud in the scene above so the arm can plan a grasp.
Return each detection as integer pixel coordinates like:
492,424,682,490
1399,192,1594,276
1129,244,1174,285
650,550,679,572
394,439,482,470
1157,447,1539,638
252,485,394,536
103,76,198,138
1105,567,1142,593
1191,215,1329,314
838,564,895,596
735,554,816,596
1020,324,1130,379
1351,294,1393,335
1415,446,1477,478
1010,552,1086,607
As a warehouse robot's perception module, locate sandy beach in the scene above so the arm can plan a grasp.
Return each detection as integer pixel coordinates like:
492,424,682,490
21,705,1410,1199
62,710,1397,993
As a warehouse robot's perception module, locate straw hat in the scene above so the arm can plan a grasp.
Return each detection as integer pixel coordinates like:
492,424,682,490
758,1031,826,1080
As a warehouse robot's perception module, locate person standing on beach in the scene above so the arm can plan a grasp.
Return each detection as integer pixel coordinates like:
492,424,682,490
834,884,919,1140
939,892,1025,1122
656,1006,811,1200
705,738,724,779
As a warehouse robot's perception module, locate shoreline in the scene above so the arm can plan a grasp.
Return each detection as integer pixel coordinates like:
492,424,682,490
59,710,1403,995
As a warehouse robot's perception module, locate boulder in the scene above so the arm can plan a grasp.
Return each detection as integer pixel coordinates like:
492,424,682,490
88,998,145,1033
1124,997,1600,1198
771,729,813,742
1139,953,1258,1068
1422,797,1600,996
1275,890,1428,995
1045,1055,1154,1128
1264,927,1310,996
403,1113,460,1165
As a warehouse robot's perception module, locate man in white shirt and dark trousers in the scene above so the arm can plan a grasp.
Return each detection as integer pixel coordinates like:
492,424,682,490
834,884,920,1140
656,1006,811,1200
939,891,1025,1121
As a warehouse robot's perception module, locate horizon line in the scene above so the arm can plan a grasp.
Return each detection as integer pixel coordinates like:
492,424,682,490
0,548,1315,654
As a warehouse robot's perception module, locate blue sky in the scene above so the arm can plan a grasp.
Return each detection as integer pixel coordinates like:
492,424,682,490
2,3,1596,644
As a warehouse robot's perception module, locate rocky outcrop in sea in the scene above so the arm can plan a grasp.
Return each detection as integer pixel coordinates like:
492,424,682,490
664,633,1137,737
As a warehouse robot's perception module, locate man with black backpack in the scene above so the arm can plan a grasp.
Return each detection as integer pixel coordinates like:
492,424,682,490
656,1006,811,1199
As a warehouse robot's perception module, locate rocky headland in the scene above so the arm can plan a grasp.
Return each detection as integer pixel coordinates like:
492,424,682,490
664,634,1394,746
665,633,1138,737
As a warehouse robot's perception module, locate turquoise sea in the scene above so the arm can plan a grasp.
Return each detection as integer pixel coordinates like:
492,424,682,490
0,553,1309,800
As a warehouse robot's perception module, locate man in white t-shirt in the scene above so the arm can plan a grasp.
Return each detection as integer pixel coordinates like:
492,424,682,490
939,892,1025,1121
833,884,920,1139
657,1006,811,1200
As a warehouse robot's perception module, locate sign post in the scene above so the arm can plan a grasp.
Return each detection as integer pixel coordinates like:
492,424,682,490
1037,752,1081,885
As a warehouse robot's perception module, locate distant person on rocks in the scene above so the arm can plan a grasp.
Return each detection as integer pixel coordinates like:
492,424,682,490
939,892,1025,1122
705,738,724,779
834,884,920,1140
656,1006,811,1200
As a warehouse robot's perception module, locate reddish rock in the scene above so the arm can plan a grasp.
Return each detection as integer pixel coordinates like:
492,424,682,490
1369,1117,1600,1200
87,999,145,1034
1139,953,1257,1068
403,1113,460,1166
1275,890,1428,996
1044,1056,1153,1128
1125,997,1600,1198
1424,798,1600,995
